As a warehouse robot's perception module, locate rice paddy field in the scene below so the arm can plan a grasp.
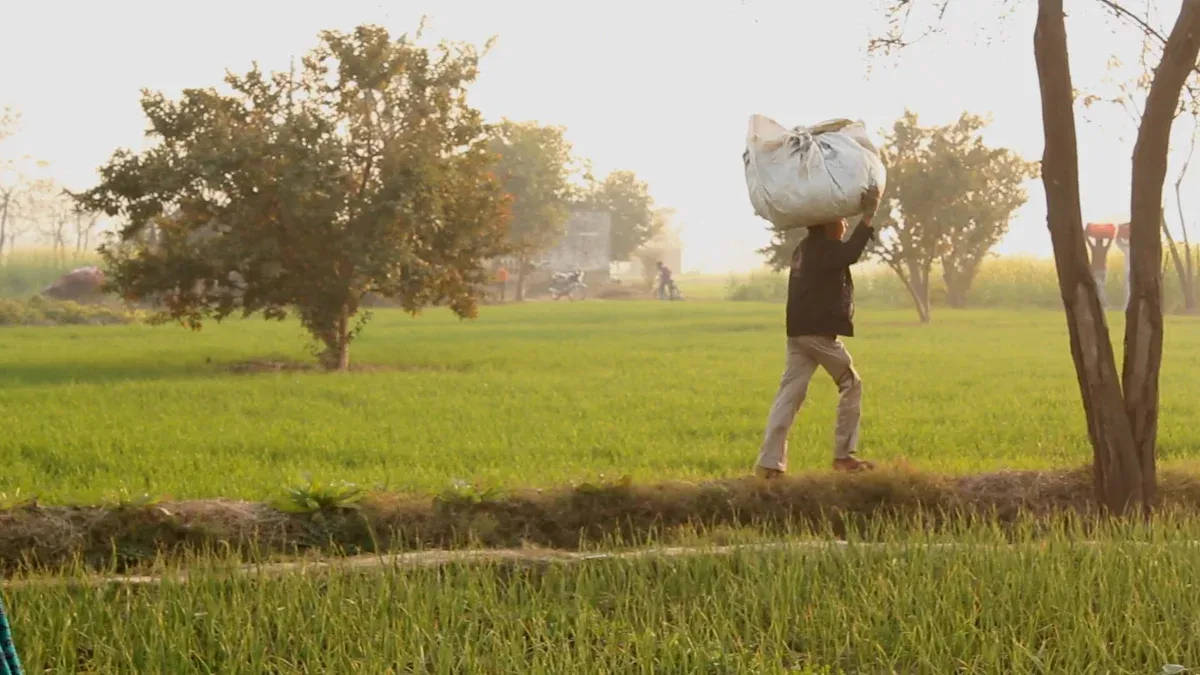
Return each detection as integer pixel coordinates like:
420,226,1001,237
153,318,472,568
2,301,1200,503
4,255,1200,673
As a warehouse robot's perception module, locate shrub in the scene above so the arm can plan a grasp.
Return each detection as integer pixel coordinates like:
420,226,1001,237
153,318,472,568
0,296,138,326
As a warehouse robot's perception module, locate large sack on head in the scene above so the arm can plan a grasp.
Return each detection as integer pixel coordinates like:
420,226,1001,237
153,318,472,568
743,115,887,229
41,266,105,303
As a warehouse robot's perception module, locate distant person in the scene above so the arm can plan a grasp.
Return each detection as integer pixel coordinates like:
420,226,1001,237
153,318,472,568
1087,226,1114,309
755,186,881,479
496,265,510,302
655,261,674,299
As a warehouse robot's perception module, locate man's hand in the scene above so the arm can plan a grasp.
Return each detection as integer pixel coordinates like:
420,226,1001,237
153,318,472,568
859,184,882,224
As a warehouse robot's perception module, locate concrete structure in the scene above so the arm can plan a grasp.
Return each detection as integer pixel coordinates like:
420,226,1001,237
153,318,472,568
541,210,613,273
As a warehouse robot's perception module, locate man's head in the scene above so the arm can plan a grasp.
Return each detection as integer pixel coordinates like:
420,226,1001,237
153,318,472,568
656,260,664,269
806,219,848,241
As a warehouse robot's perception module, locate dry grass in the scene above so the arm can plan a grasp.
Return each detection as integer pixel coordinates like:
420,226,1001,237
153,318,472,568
4,466,1200,575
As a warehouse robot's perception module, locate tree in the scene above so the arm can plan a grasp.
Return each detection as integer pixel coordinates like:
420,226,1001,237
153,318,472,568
0,107,28,264
933,117,1040,307
634,208,679,289
488,120,576,301
1169,122,1197,311
37,189,73,265
757,110,1036,321
71,207,100,257
585,170,658,261
873,0,1200,515
78,24,510,370
869,111,947,323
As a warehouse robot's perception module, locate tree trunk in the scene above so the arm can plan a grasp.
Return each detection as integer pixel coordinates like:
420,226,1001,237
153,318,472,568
1122,0,1200,514
1174,137,1197,312
1034,0,1143,515
1162,212,1195,311
515,256,527,302
320,306,352,371
0,193,9,265
942,260,970,309
890,262,931,324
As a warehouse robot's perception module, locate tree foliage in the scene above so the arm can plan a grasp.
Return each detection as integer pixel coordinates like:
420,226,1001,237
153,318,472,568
759,110,1036,320
487,119,577,298
77,25,510,370
585,170,659,261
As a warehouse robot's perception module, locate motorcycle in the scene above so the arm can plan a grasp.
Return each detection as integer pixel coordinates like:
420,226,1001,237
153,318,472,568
549,269,587,301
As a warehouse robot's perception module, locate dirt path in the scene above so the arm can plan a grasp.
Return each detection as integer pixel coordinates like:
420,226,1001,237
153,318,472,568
8,539,1195,589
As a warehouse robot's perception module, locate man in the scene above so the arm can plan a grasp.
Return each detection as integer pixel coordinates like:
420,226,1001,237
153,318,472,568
1087,227,1114,309
496,265,510,302
655,260,674,300
755,186,881,478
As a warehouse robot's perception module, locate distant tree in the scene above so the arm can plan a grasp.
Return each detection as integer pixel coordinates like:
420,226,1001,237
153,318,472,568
585,170,658,261
0,109,16,264
633,208,678,289
0,108,37,264
78,25,510,370
71,207,100,257
892,110,1041,309
488,120,577,300
38,189,73,265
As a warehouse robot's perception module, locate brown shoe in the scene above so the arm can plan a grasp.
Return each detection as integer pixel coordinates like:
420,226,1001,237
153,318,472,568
832,457,874,472
754,466,785,480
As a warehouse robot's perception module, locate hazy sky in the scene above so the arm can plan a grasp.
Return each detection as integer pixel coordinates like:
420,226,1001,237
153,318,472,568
1,0,1194,272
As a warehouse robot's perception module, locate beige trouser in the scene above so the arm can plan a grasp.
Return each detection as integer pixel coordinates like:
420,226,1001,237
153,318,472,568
756,336,862,471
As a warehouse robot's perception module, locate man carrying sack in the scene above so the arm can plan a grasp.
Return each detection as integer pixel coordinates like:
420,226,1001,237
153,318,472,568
755,186,882,479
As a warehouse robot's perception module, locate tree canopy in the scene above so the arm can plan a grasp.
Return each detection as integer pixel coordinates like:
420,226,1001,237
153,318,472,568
584,170,659,261
78,25,510,370
488,119,577,298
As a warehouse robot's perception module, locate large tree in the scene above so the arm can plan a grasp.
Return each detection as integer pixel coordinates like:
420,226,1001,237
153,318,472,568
873,0,1200,515
78,25,510,370
488,119,577,300
585,169,659,261
759,110,1036,321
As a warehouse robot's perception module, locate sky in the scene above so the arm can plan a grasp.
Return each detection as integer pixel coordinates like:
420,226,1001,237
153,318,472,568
1,0,1195,273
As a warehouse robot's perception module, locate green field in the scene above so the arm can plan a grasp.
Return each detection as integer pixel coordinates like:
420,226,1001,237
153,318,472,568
6,290,1200,673
9,523,1200,673
2,300,1200,503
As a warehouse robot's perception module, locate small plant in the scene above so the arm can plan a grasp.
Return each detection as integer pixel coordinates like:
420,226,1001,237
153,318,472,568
0,488,36,510
435,479,506,506
274,476,365,514
99,487,161,510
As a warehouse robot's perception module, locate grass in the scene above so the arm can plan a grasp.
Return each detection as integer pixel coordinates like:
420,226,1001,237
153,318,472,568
2,301,1200,503
4,273,1200,672
0,295,136,326
8,520,1200,673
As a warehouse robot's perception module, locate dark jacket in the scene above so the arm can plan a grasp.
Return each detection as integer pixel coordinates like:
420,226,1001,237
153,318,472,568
786,224,874,338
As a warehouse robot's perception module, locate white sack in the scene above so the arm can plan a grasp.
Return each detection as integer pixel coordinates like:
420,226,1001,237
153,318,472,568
743,115,887,229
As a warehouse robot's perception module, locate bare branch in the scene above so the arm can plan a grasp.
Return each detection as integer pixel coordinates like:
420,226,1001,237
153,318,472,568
868,0,954,54
1096,0,1171,44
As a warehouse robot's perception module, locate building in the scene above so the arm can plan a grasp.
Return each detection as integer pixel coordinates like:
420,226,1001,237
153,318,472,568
540,210,613,273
